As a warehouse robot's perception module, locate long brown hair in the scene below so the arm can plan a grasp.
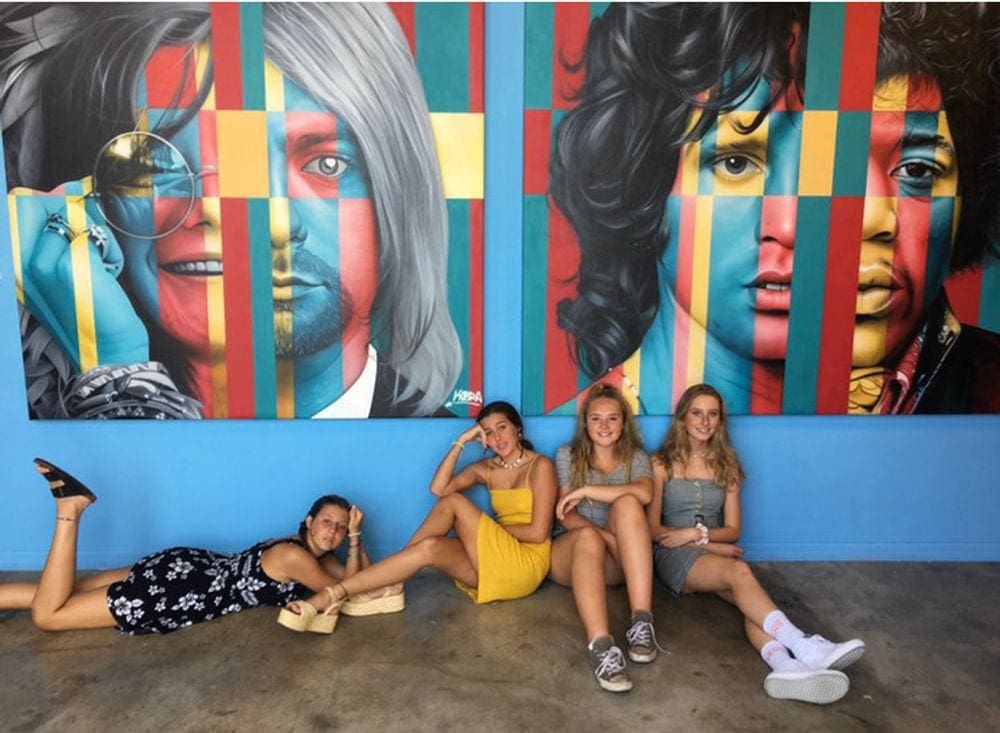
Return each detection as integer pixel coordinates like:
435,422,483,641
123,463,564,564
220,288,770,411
654,384,745,490
568,383,644,487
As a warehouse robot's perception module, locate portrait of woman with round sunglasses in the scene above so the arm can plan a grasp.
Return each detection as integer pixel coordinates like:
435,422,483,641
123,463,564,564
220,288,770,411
1,2,462,419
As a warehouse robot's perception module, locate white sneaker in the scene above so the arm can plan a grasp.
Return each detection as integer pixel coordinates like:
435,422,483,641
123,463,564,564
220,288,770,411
764,665,850,704
792,635,866,671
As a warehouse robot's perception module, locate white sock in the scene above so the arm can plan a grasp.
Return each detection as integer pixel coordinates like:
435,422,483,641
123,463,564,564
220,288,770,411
762,610,805,650
761,640,800,673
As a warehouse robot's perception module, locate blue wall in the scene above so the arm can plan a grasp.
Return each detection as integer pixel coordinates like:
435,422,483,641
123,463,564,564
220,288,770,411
1,4,997,570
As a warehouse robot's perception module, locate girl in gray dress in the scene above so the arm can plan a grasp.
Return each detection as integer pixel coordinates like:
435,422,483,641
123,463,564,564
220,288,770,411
648,384,866,705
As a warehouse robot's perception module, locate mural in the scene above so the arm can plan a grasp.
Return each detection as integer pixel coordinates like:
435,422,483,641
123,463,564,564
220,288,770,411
523,2,1000,415
1,2,484,419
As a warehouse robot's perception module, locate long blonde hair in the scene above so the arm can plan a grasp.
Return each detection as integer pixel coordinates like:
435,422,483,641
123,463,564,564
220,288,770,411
568,383,644,487
654,384,745,490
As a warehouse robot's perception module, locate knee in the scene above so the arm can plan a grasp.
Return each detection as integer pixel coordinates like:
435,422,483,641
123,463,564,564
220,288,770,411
729,560,756,586
30,607,59,632
574,527,606,561
608,494,643,520
413,536,445,565
436,493,469,512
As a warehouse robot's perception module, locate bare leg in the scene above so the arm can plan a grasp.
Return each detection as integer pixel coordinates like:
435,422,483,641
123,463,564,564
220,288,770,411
550,528,609,643
684,555,779,652
330,537,477,603
603,496,653,614
0,567,131,611
405,494,484,566
29,496,117,630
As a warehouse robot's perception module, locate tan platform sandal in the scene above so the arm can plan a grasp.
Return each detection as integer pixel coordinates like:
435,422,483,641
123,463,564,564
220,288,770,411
341,583,405,617
277,586,340,634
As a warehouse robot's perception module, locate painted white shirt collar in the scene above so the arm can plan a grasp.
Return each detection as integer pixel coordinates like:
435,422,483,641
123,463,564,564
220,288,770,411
311,344,378,419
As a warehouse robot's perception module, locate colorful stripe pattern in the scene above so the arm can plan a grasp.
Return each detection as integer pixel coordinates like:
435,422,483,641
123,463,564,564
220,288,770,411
10,2,483,419
522,2,999,415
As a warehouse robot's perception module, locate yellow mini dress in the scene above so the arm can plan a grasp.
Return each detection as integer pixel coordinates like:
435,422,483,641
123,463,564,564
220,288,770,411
455,456,552,604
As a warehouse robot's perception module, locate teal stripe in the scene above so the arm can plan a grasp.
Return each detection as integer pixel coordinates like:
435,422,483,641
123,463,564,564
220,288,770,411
446,200,471,413
831,112,870,196
239,3,266,110
783,197,831,413
590,2,610,20
522,195,549,415
247,198,275,417
980,261,1000,333
416,4,469,112
802,3,846,110
524,3,554,109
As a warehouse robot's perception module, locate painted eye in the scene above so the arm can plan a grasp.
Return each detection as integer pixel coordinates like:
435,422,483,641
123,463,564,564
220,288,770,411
713,155,762,179
303,155,349,178
896,161,940,180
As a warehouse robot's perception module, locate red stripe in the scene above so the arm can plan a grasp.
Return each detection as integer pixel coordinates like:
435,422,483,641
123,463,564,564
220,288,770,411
144,45,198,108
552,3,591,110
838,3,881,111
750,362,783,414
523,109,552,195
389,3,417,57
945,268,984,325
468,199,484,416
210,4,244,110
220,198,255,417
815,196,864,413
468,3,484,113
544,207,581,412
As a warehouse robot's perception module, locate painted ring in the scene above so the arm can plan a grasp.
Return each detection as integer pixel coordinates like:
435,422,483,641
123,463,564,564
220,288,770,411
85,225,110,256
42,213,76,244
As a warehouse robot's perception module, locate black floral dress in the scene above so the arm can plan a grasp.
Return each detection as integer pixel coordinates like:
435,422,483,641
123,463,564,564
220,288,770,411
105,539,306,635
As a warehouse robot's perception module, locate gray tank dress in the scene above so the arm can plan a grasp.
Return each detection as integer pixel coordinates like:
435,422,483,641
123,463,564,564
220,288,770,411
653,478,726,594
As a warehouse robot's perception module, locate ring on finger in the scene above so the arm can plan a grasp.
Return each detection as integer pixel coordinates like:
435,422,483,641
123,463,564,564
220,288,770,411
84,225,110,257
43,213,76,244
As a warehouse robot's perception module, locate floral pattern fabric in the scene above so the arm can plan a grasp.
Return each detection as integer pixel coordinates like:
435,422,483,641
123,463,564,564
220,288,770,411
105,540,305,635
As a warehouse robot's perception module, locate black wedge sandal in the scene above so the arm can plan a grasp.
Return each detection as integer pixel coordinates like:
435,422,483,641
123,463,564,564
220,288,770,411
33,458,98,503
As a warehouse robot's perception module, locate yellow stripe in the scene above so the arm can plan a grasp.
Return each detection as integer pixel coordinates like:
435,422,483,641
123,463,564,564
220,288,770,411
276,361,295,418
202,197,228,417
798,111,837,196
66,200,97,371
216,111,269,197
195,42,215,110
686,196,713,383
622,349,641,415
270,198,295,417
680,139,701,196
7,194,23,303
264,58,285,111
430,113,484,199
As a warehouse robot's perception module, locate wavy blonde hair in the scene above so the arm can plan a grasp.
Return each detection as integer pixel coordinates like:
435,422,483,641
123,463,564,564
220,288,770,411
654,384,745,491
568,383,644,487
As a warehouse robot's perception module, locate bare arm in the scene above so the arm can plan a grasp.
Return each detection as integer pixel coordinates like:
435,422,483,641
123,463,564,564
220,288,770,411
556,476,652,520
502,456,558,544
429,424,488,497
262,543,343,611
646,459,670,538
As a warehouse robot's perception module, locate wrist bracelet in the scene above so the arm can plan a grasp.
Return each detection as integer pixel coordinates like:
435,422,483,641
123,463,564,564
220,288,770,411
348,531,361,537
695,522,709,546
452,440,466,451
56,516,77,523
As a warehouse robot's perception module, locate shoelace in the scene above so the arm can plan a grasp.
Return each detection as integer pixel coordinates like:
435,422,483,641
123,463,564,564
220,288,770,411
626,619,667,653
594,645,627,678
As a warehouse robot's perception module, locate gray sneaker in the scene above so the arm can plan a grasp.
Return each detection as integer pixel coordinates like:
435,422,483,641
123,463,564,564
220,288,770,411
625,611,662,663
589,635,633,692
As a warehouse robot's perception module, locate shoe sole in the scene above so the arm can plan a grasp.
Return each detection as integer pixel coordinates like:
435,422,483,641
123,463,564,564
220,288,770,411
341,594,405,617
764,670,849,704
827,640,866,670
597,677,634,693
628,648,656,664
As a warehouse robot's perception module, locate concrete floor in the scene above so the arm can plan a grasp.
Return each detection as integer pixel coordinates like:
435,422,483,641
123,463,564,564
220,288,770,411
1,562,998,732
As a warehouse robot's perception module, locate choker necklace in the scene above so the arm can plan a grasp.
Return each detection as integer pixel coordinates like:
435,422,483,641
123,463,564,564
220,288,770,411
497,448,525,470
691,450,709,460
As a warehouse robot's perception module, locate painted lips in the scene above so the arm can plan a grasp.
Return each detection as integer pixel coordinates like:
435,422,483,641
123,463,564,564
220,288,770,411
856,261,904,318
749,271,792,311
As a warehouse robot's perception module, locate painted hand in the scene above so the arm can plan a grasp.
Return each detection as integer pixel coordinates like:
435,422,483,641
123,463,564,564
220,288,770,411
9,180,148,370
